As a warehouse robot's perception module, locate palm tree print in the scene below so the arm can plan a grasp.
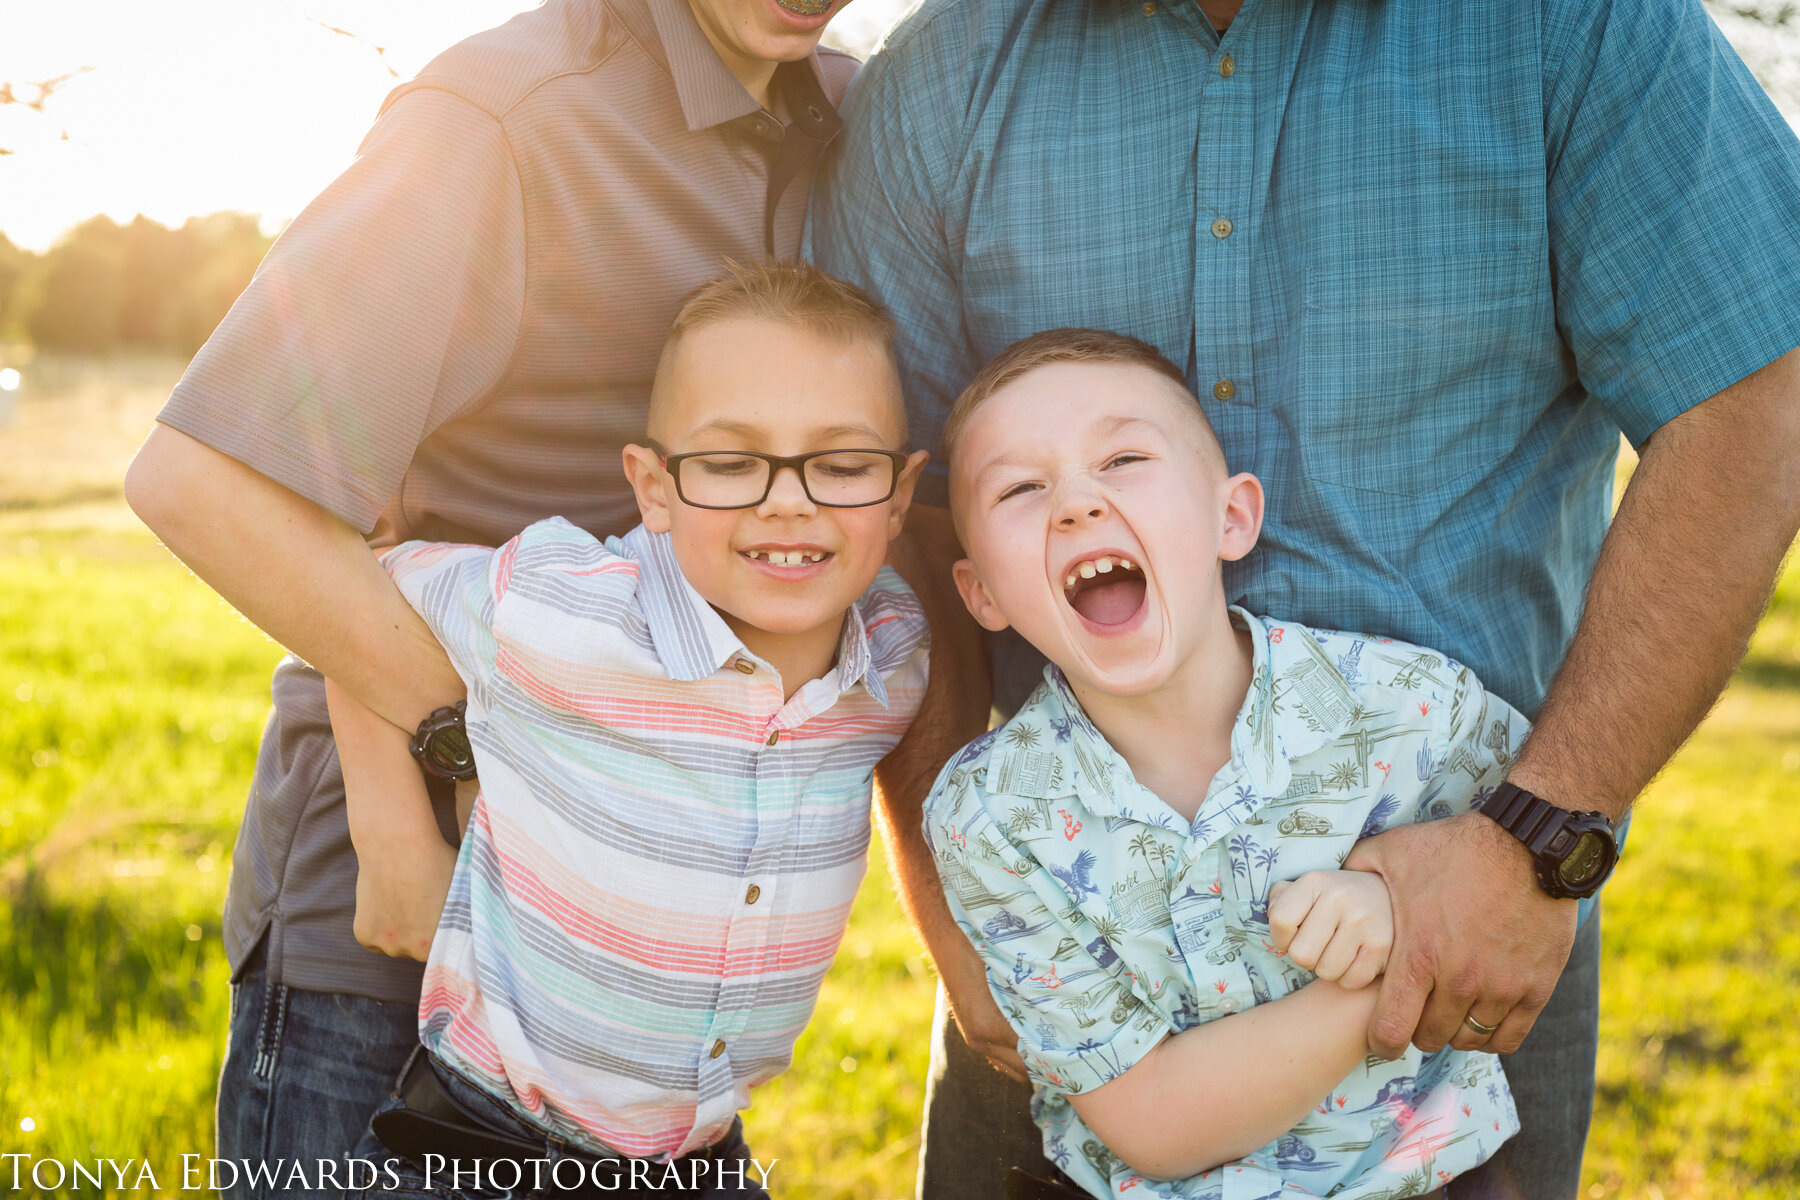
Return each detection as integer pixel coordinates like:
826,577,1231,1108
1006,723,1042,749
1128,830,1161,874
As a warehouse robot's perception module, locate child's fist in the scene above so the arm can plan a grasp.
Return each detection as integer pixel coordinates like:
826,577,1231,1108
1267,869,1394,990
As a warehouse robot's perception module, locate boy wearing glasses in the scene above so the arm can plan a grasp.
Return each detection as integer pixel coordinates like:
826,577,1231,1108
323,262,928,1195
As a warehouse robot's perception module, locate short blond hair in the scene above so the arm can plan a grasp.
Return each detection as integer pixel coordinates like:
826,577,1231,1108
649,261,903,440
941,328,1209,469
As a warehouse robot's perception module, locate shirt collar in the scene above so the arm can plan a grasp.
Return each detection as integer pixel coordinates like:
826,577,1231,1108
641,0,840,136
1011,607,1362,829
833,600,890,708
621,525,887,706
1220,605,1360,810
622,525,746,681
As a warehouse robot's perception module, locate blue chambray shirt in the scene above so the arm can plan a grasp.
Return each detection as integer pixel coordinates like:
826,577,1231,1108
811,0,1800,717
922,611,1526,1199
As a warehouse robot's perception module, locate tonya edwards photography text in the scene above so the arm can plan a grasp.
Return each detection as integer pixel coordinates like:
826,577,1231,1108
0,1154,779,1194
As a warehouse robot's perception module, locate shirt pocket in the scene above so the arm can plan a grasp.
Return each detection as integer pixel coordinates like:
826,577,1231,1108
1298,250,1544,497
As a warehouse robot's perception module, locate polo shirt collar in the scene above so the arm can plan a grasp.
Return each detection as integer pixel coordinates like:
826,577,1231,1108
622,525,887,705
642,0,839,137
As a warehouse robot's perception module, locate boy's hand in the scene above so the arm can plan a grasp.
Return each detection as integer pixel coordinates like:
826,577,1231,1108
354,836,459,961
1268,870,1393,990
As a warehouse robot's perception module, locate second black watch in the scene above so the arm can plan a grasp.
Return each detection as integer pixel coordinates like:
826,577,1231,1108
1475,781,1617,900
409,700,477,782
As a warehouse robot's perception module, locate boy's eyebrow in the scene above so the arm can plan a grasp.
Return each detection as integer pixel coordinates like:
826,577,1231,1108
1090,414,1165,439
966,414,1167,483
684,417,892,443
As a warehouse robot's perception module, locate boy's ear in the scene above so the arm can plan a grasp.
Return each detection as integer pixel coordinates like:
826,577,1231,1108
622,444,672,533
1218,471,1265,563
885,450,932,541
952,557,1013,633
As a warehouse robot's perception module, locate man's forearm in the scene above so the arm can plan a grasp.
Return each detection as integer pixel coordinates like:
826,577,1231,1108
125,423,463,728
875,504,1022,1070
1509,348,1800,817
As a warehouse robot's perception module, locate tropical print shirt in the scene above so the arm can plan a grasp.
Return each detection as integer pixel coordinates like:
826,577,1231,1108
386,518,928,1159
924,609,1524,1199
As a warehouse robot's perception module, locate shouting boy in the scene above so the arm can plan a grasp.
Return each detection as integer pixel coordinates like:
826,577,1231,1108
923,330,1617,1200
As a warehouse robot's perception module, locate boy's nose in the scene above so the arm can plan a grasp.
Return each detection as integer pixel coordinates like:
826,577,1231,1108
758,463,817,516
1051,476,1109,528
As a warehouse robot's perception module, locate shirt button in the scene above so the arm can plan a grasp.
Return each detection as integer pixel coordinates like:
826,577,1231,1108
1218,55,1236,77
1211,217,1234,239
1213,379,1237,401
710,1039,727,1059
745,884,762,905
765,729,780,746
1141,1,1156,13
734,659,755,674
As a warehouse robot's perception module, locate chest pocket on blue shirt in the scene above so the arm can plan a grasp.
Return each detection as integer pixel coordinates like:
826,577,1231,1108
1298,250,1549,497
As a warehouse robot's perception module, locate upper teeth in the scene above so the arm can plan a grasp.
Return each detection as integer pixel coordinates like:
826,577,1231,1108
1064,556,1136,588
747,549,826,565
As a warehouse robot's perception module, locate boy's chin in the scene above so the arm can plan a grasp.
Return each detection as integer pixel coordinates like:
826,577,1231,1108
1060,644,1176,699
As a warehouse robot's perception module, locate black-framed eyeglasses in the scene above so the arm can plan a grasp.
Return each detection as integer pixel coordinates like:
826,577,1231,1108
645,441,908,510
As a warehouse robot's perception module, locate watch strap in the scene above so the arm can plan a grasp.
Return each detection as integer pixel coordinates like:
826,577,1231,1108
1476,782,1617,899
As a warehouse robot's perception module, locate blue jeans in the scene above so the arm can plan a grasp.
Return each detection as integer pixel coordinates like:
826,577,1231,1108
216,936,421,1200
918,905,1604,1200
348,1050,771,1199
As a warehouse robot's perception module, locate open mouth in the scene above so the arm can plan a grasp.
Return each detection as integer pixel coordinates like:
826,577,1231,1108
742,548,830,567
1062,554,1147,626
775,0,834,14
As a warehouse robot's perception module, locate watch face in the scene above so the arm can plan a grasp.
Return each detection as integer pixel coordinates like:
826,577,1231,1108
423,728,475,777
1559,831,1608,887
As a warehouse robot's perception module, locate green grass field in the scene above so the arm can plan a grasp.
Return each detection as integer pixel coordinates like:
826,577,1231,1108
1,357,1797,1197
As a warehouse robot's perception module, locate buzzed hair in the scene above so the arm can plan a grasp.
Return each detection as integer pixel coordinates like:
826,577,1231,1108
649,261,904,439
941,327,1222,471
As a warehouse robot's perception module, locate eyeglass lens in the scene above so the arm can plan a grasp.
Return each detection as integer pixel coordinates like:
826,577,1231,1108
675,451,897,508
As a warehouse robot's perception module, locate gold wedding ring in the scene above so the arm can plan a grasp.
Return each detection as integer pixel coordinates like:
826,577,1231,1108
1463,1014,1498,1037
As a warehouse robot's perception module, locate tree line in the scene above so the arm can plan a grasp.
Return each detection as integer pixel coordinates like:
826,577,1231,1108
0,212,272,356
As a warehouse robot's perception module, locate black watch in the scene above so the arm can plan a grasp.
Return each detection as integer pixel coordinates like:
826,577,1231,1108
409,700,477,782
1475,781,1617,900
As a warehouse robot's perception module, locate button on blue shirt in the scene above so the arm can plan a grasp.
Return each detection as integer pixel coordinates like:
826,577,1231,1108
812,0,1800,715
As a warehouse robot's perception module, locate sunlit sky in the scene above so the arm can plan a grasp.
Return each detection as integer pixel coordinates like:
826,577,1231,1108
0,0,914,251
3,1,1795,253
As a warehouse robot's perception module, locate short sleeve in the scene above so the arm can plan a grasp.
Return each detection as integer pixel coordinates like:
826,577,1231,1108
382,539,503,697
809,23,984,508
1428,666,1531,817
157,88,526,532
1543,0,1800,446
923,768,1172,1096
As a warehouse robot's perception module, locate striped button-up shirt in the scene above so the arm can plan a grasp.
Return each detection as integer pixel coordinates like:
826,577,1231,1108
384,518,928,1159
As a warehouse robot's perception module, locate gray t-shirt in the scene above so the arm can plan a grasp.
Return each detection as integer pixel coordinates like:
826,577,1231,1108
157,0,856,1000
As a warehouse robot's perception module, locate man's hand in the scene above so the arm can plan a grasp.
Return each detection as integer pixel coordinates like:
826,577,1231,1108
1345,812,1577,1057
354,835,459,961
1268,869,1394,991
934,922,1029,1082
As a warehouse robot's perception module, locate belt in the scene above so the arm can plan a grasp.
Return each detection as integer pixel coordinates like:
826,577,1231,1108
371,1052,735,1198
